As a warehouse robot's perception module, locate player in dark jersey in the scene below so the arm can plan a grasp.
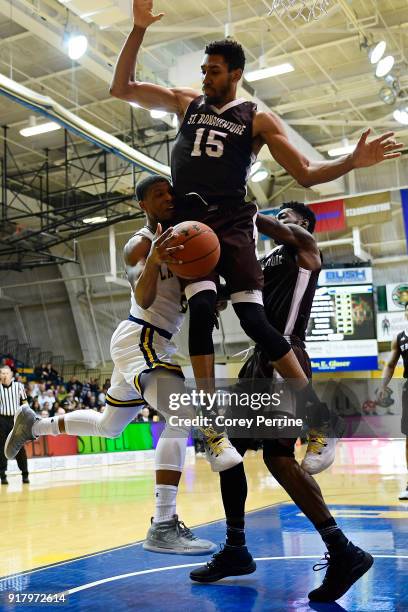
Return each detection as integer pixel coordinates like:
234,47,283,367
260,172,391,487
111,0,402,445
190,202,374,603
377,301,408,500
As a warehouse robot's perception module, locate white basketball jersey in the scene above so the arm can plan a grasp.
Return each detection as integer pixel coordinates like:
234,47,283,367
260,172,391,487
129,227,185,336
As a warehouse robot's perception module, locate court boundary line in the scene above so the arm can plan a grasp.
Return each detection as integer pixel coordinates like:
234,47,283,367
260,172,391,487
63,554,408,596
0,500,285,582
1,501,404,582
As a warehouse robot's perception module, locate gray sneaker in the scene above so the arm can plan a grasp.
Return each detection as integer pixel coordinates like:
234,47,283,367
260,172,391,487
4,406,39,460
143,515,216,555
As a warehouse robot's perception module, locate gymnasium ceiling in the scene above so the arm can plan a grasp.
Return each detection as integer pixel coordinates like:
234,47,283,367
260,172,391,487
0,0,407,238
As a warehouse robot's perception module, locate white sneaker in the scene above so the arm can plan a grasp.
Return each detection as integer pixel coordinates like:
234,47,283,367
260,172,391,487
301,429,338,475
143,515,216,555
398,487,408,500
201,427,243,473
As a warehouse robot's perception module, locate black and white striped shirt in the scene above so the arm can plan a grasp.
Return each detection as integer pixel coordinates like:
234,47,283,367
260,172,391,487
0,380,27,416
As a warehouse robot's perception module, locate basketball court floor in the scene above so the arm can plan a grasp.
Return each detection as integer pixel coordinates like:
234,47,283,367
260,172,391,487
0,439,407,611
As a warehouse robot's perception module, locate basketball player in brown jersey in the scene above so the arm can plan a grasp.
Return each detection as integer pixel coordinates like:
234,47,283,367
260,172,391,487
111,0,402,469
378,301,408,500
191,203,374,603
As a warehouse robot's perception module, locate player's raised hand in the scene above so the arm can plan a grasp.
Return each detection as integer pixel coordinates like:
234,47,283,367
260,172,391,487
133,0,164,29
149,224,183,265
352,129,403,168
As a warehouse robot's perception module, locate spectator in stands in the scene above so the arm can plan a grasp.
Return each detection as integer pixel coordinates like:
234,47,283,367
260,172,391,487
4,355,15,370
88,395,98,411
42,402,51,414
40,409,49,418
56,406,66,416
38,388,50,409
66,376,82,396
31,399,40,413
56,385,67,403
137,407,150,422
34,363,49,382
50,401,61,416
45,362,59,384
97,388,106,407
45,389,55,408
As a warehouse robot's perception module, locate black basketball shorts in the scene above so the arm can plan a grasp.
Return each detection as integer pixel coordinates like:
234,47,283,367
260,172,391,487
231,339,312,458
174,201,264,295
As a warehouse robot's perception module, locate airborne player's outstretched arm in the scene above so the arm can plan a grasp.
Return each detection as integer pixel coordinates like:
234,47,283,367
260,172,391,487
125,225,183,310
256,213,321,271
253,112,403,188
110,0,199,116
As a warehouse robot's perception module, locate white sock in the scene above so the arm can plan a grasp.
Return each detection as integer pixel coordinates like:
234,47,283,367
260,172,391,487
153,484,178,523
32,416,60,437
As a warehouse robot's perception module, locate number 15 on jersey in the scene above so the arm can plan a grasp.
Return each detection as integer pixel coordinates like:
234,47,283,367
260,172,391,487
191,129,227,158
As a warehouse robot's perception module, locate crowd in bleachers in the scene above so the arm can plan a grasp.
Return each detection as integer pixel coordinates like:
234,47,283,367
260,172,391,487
1,358,159,422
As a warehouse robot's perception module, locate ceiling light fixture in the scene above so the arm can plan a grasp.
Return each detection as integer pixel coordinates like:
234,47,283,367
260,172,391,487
375,55,395,78
251,169,269,182
150,109,168,119
20,121,61,137
379,86,397,105
369,40,386,64
67,34,88,60
327,144,356,157
245,63,294,83
249,161,262,177
83,216,107,224
393,106,408,125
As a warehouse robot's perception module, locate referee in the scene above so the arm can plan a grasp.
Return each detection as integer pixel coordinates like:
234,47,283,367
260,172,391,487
0,366,30,484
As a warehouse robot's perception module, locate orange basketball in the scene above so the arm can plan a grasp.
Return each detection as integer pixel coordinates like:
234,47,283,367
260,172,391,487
167,221,220,279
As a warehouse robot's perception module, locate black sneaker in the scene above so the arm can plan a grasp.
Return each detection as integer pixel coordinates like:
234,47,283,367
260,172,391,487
1,476,8,485
22,475,30,484
190,544,256,583
308,542,374,602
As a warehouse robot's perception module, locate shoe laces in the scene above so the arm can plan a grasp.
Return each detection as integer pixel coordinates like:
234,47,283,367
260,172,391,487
176,519,197,541
201,427,228,456
313,551,331,572
206,544,226,568
306,429,328,455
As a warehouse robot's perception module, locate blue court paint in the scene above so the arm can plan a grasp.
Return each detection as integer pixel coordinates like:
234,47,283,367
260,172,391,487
0,504,406,611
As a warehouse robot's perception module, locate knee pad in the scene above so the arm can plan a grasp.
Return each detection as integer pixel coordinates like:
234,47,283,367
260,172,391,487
188,288,217,356
233,302,290,362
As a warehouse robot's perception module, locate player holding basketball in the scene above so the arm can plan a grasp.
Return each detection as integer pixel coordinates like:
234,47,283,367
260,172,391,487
377,301,408,500
5,175,242,555
190,202,374,602
110,0,402,466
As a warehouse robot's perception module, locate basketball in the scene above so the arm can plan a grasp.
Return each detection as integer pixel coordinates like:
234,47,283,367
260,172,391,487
167,221,220,279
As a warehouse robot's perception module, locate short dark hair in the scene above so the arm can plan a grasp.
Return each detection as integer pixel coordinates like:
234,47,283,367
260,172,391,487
204,39,246,71
279,201,316,233
136,175,170,201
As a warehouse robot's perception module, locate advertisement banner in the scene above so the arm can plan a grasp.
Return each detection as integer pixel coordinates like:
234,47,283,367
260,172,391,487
308,199,345,233
345,192,391,227
306,340,378,372
318,267,372,286
377,311,407,342
386,283,408,311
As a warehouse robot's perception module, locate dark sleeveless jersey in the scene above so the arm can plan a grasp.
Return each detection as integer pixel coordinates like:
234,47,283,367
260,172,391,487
397,331,408,378
171,96,256,204
260,245,320,341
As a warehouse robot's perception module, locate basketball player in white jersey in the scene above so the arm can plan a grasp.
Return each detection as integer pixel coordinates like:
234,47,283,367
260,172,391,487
5,175,242,555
